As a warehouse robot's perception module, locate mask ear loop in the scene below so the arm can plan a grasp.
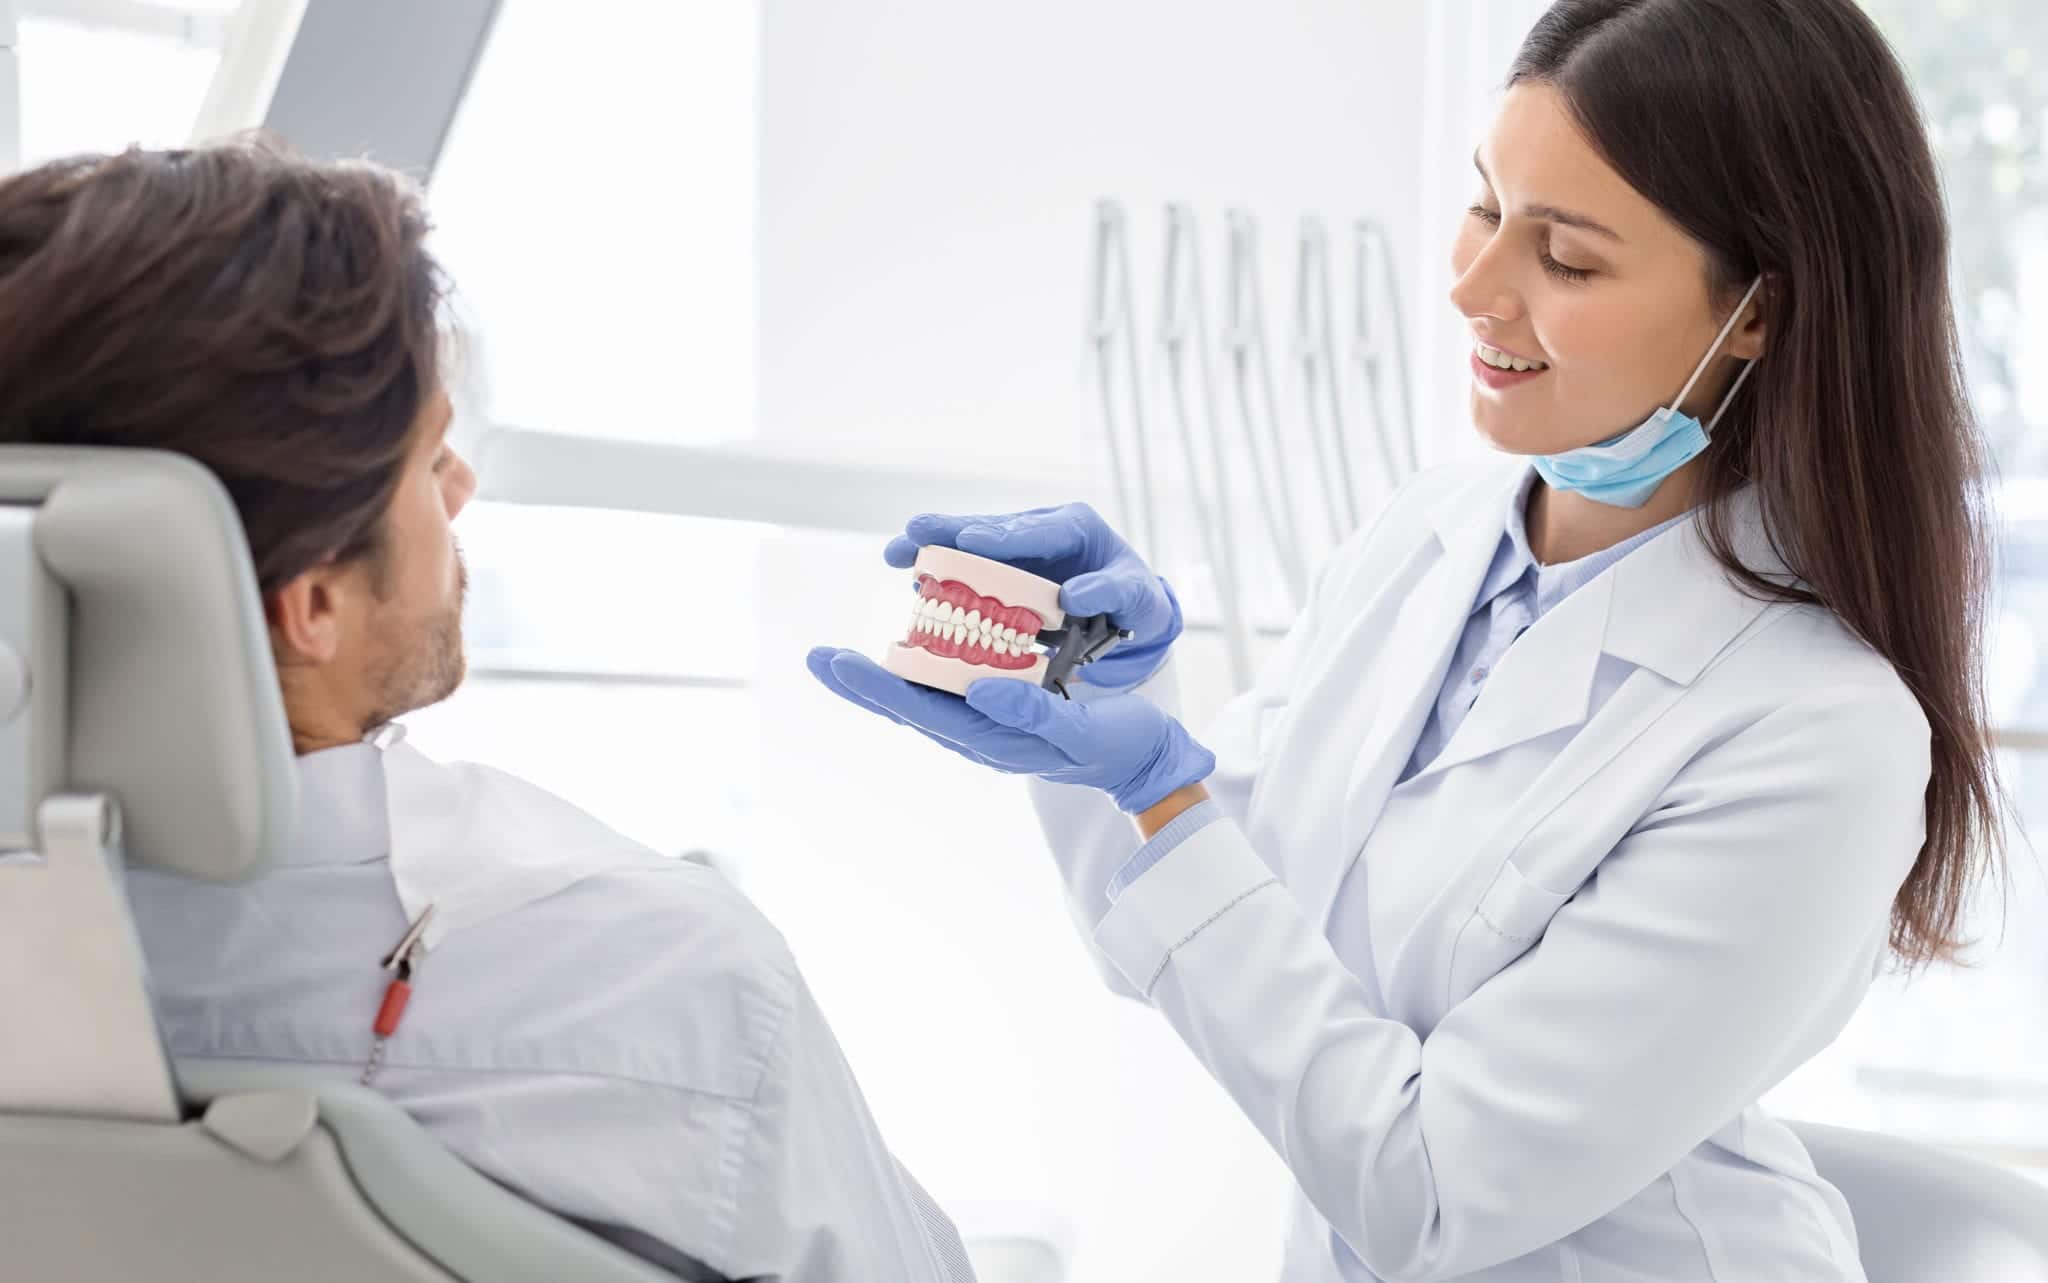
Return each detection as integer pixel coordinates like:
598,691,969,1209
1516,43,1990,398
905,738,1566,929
1670,274,1765,430
1703,355,1758,437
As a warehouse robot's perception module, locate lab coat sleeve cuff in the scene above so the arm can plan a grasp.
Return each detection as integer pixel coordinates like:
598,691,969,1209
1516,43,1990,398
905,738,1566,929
1104,800,1222,906
1092,817,1276,999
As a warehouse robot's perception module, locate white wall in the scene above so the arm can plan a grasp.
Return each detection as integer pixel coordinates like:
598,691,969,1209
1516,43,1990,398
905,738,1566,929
756,0,1433,472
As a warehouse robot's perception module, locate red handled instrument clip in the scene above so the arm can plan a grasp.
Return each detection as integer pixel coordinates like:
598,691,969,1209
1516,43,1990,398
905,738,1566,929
362,903,435,1086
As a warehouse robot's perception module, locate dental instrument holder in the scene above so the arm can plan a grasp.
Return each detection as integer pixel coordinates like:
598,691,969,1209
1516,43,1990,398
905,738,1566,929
1036,613,1133,699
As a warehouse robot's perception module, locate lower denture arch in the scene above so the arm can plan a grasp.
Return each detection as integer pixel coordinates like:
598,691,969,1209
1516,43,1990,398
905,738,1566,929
906,573,1047,670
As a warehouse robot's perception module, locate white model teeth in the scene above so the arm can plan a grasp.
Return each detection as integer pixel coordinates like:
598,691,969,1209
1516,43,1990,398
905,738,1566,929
1476,341,1546,372
910,597,1036,658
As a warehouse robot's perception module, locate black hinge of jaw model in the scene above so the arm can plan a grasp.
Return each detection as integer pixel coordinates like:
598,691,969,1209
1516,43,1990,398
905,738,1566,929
1035,614,1134,699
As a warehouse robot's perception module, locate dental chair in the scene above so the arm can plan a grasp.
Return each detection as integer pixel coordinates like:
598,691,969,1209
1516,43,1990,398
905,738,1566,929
0,447,679,1282
1788,1119,2048,1282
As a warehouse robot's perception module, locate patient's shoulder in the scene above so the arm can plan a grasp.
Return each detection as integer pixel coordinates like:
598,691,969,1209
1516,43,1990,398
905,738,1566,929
432,859,800,1101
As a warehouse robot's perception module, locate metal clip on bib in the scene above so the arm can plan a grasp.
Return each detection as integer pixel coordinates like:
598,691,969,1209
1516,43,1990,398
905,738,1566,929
1036,614,1133,699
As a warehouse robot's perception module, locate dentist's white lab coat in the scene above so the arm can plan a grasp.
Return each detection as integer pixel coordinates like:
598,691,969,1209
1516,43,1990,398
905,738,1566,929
1027,455,1930,1283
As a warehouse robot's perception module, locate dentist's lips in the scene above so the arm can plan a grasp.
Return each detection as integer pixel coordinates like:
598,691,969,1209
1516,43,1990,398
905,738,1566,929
1470,350,1549,390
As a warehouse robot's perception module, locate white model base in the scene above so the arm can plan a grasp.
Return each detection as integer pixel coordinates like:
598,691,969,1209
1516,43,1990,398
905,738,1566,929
883,642,1048,697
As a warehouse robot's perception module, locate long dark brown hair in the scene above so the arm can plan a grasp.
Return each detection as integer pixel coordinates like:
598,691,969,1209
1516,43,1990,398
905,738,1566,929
1511,0,2013,969
0,136,445,595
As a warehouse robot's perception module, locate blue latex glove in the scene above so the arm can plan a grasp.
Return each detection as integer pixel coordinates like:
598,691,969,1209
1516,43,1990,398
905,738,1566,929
805,647,1215,813
883,502,1179,690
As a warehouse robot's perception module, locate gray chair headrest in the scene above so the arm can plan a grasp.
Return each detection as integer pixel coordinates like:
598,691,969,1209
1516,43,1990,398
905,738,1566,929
0,446,297,881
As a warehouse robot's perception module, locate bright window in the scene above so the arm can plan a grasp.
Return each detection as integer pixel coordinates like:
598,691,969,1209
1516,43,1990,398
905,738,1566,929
13,2,239,165
426,0,757,445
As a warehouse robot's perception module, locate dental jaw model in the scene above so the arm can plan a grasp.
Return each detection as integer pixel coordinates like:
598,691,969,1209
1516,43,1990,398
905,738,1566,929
886,546,1130,698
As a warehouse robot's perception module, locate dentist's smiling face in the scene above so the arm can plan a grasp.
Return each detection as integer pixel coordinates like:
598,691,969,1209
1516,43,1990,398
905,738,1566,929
1449,82,1762,456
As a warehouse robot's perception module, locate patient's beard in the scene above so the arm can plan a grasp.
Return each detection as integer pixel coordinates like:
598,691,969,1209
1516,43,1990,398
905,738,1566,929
361,546,469,733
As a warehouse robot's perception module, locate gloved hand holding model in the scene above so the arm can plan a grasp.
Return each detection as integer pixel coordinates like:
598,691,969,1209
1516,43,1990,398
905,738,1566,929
883,502,1181,690
805,645,1215,814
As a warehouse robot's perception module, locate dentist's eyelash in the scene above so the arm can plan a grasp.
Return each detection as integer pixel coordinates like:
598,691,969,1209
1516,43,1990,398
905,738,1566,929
1466,203,1595,284
1541,252,1593,284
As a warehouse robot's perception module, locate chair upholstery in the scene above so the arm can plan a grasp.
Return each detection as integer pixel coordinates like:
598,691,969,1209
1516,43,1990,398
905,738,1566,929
1789,1119,2048,1282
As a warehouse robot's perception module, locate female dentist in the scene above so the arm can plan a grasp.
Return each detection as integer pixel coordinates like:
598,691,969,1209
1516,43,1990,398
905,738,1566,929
809,1,2011,1278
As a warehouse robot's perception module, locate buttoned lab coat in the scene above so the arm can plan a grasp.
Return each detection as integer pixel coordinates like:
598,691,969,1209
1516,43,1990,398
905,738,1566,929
1027,456,1931,1283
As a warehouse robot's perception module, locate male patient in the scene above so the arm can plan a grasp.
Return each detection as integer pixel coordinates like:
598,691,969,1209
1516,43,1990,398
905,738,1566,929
0,141,971,1281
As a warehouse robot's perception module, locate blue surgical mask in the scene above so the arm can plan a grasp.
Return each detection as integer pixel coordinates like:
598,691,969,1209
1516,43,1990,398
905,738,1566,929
1532,275,1763,508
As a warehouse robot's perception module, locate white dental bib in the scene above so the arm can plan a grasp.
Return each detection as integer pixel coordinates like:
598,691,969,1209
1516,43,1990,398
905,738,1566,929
371,722,674,953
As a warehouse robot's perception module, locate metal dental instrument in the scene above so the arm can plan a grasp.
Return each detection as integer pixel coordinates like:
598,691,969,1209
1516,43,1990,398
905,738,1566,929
1159,203,1253,691
1353,217,1419,483
1294,217,1360,544
1223,208,1310,611
1087,201,1161,562
1081,202,1418,695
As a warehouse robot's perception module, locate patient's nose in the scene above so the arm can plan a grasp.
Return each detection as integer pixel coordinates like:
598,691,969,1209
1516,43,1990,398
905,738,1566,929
444,451,477,518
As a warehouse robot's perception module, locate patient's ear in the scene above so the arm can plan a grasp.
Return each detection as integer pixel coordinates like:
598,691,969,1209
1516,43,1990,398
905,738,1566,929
265,563,351,665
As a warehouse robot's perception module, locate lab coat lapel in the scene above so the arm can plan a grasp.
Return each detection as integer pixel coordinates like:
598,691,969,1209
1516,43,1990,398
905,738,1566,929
1601,482,1790,683
1401,569,1612,786
1403,480,1789,785
1320,464,1523,921
1315,475,1786,940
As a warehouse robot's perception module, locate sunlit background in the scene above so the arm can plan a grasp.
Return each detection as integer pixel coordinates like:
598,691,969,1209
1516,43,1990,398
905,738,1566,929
16,0,2046,1279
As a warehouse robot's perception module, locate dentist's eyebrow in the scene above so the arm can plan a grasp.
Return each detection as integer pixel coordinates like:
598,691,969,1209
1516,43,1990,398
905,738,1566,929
1473,150,1625,242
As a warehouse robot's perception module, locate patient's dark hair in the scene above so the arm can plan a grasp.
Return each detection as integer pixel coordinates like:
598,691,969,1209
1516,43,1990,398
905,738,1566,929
1512,0,2012,969
0,136,445,595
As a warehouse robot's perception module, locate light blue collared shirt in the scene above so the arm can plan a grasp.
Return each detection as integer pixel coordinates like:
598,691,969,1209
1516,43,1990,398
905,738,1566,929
125,742,973,1283
1109,468,1690,904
